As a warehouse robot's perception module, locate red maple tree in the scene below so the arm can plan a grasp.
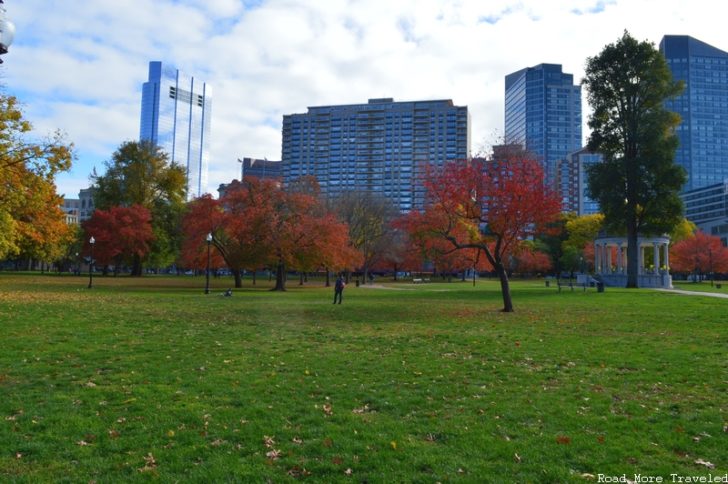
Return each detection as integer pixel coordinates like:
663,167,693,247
405,153,561,311
670,231,728,276
82,205,154,275
514,246,553,275
180,178,360,289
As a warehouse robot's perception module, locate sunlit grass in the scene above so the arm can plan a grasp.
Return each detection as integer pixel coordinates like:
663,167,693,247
1,273,726,482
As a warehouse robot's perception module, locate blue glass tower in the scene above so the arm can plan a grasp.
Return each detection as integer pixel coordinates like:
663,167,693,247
660,36,728,191
140,61,212,200
282,98,470,212
504,64,582,187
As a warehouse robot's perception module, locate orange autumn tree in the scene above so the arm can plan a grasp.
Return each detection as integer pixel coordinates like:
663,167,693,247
181,178,360,290
82,205,154,274
411,153,561,312
670,231,728,276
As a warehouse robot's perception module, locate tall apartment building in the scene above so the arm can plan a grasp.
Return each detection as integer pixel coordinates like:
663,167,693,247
504,64,582,187
680,180,728,245
556,148,602,215
281,98,470,212
660,36,728,191
140,61,212,200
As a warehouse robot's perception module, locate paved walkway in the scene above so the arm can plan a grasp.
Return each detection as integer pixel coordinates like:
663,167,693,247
656,288,728,299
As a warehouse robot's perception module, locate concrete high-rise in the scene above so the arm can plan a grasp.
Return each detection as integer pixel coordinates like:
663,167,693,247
140,61,212,200
504,64,582,187
281,98,470,212
660,36,728,191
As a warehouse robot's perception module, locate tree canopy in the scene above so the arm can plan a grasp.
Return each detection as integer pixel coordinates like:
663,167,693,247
181,178,360,290
0,94,74,263
91,140,187,273
400,152,561,312
584,31,686,287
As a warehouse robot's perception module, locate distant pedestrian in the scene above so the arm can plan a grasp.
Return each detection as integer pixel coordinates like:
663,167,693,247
333,275,345,304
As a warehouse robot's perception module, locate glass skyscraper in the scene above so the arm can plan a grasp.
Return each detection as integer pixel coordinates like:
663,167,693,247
660,36,728,191
281,98,470,212
556,148,602,215
504,64,582,187
140,61,212,200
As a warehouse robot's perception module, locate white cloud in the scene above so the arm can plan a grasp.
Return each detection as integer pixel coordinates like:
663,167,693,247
4,0,727,197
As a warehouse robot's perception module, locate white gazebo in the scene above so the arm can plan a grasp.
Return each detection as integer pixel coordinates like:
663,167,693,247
594,235,672,288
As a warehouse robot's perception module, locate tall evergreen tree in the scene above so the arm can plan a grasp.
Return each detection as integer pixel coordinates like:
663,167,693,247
91,140,186,275
584,31,686,288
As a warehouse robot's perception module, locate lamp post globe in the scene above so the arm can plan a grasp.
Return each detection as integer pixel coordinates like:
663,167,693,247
88,236,95,289
205,233,212,294
0,0,15,61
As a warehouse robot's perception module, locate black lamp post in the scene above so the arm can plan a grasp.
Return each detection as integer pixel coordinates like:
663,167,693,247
87,236,95,289
0,1,15,63
709,247,714,287
75,252,79,276
205,232,212,294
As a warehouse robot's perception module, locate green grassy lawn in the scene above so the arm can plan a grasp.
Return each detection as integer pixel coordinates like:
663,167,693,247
1,274,726,483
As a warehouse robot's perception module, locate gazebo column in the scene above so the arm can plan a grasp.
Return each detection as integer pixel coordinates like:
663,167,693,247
595,242,601,274
606,245,613,273
653,242,660,274
617,243,623,273
639,245,645,275
664,242,670,270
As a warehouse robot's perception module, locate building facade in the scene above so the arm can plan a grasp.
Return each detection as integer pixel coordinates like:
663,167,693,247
140,61,212,200
660,36,728,191
556,148,602,215
680,180,728,245
504,64,582,187
281,98,470,212
239,157,281,181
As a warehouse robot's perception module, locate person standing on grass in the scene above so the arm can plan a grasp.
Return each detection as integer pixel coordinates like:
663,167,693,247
333,274,345,304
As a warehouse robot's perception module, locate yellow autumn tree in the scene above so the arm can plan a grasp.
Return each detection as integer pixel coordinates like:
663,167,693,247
0,94,74,263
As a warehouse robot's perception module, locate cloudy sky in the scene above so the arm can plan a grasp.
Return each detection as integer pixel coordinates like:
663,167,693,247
3,0,725,198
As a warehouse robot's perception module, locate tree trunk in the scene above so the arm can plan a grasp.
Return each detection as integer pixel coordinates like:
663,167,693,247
325,268,330,287
252,271,256,285
272,261,286,291
495,262,514,312
131,253,143,277
393,263,398,281
299,272,304,285
233,269,242,288
626,224,639,288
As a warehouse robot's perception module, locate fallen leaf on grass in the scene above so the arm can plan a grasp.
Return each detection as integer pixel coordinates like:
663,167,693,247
292,437,303,445
390,441,397,450
263,435,275,448
514,453,521,463
85,381,97,388
138,453,157,473
108,430,120,439
323,437,333,448
581,473,596,480
266,449,282,460
15,452,22,459
556,435,571,445
76,440,90,446
694,459,715,469
344,468,353,475
323,403,333,416
352,404,371,414
210,439,225,447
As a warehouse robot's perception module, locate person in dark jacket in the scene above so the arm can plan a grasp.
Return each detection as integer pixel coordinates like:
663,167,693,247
333,275,345,304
